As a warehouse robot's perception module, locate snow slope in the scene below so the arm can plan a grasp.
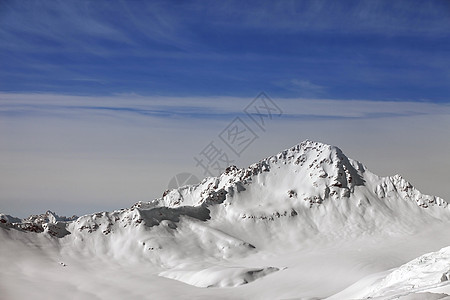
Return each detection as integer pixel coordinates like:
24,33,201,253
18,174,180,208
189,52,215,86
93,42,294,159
329,246,450,300
367,245,450,299
1,140,450,299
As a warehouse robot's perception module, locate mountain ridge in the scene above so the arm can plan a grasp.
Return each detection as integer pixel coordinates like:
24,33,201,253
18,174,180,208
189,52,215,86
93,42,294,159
1,140,448,251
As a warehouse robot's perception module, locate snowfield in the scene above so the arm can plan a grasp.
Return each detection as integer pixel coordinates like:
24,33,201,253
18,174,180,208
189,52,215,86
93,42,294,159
1,140,450,299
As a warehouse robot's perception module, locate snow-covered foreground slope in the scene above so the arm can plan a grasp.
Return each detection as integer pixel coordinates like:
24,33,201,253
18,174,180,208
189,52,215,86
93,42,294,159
329,246,450,300
1,140,450,299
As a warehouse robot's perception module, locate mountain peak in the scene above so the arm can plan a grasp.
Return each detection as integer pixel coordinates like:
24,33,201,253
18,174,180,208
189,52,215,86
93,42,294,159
142,139,447,233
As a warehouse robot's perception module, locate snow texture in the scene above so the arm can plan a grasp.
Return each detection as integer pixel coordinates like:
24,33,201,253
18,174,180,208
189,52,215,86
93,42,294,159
1,140,450,299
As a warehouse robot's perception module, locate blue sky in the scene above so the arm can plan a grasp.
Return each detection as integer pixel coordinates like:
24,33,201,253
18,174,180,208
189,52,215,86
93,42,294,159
1,0,449,101
1,1,450,217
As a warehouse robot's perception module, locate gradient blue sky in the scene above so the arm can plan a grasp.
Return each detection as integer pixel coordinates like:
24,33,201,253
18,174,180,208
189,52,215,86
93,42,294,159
1,1,450,217
1,0,449,100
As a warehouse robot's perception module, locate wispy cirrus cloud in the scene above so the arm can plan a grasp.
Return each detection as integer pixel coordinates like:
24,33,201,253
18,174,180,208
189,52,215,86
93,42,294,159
0,1,194,56
1,1,449,99
204,0,450,36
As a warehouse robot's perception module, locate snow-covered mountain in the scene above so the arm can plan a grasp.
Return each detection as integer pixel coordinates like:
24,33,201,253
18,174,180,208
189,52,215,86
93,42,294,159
1,211,77,237
1,140,450,299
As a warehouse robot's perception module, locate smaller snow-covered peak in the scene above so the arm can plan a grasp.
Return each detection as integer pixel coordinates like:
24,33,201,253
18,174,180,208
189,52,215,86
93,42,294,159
46,210,57,223
23,211,78,224
0,214,22,224
375,174,448,209
0,211,76,238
